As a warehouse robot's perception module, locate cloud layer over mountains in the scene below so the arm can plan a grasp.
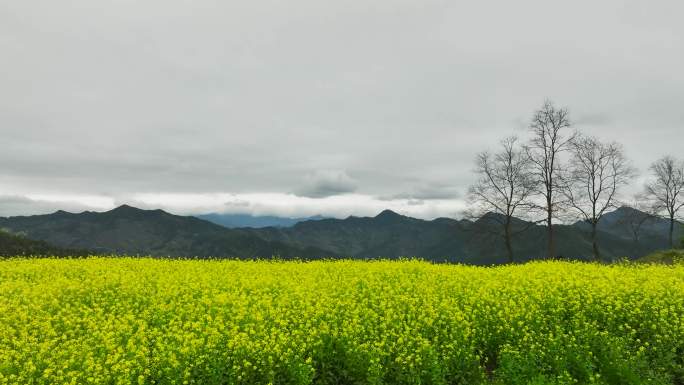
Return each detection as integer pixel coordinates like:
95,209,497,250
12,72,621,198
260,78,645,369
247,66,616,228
1,0,683,217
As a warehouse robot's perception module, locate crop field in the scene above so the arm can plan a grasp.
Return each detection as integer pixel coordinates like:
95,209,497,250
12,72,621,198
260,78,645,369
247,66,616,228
0,259,683,385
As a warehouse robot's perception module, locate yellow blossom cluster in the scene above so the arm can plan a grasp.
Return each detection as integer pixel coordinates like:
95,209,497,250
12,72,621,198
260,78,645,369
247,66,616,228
0,258,682,385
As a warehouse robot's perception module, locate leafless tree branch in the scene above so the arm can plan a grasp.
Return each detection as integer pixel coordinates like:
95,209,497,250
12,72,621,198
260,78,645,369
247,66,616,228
524,100,577,258
643,155,684,248
562,135,637,259
467,136,538,262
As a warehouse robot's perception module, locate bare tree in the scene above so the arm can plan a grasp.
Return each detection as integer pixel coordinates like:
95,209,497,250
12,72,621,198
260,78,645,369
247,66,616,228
525,100,576,259
468,136,537,263
616,197,657,245
644,156,684,249
563,136,636,260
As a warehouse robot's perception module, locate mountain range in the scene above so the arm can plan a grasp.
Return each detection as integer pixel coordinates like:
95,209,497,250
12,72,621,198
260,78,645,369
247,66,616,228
0,229,89,257
0,205,681,263
197,213,326,228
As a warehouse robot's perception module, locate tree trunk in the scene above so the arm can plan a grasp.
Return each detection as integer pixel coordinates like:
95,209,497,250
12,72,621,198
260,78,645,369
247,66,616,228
504,219,513,264
546,201,554,259
591,222,600,261
669,216,675,249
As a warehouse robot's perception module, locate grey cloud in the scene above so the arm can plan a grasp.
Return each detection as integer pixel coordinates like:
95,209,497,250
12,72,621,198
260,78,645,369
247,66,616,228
1,0,683,217
0,195,94,217
294,170,358,198
379,184,462,201
575,112,613,126
224,199,251,209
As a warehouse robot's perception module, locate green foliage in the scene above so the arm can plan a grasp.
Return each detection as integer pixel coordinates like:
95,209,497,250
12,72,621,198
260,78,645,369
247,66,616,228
0,229,88,257
0,259,683,385
638,249,684,264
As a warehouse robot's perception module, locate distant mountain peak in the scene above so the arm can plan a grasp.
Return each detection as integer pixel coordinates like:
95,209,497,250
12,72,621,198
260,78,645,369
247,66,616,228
613,206,640,214
375,209,404,221
475,211,506,222
112,204,135,210
107,204,161,218
590,206,655,227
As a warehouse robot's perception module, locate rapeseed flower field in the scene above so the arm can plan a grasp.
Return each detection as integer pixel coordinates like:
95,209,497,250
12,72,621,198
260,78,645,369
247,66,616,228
0,258,682,385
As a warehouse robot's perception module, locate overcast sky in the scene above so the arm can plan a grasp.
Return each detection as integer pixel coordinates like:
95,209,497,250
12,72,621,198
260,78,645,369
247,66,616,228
1,0,683,219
